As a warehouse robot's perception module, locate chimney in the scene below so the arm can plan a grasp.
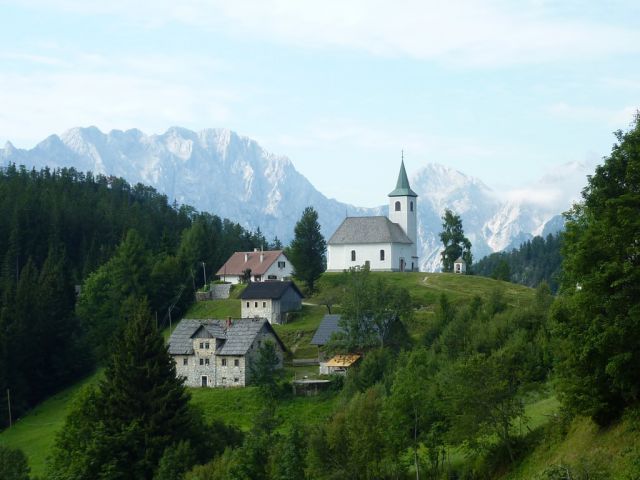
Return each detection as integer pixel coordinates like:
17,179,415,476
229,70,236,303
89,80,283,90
226,317,232,329
254,248,259,252
260,252,264,263
244,253,248,262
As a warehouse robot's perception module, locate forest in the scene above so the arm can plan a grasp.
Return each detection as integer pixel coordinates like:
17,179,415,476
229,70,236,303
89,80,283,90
473,233,563,292
0,165,270,429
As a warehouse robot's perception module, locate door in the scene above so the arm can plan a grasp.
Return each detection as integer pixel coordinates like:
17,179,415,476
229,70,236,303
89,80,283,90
399,258,405,272
201,376,208,387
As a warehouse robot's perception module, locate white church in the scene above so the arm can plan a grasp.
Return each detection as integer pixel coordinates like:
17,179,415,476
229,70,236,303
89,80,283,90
327,161,419,272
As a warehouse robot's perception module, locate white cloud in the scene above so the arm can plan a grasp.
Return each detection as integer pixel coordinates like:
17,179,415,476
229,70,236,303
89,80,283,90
8,0,640,67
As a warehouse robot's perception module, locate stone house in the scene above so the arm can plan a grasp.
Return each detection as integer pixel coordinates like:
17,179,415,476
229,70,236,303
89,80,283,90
216,249,293,284
168,318,287,388
240,281,303,324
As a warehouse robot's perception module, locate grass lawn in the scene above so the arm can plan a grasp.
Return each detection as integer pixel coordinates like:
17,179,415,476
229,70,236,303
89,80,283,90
319,271,535,310
0,371,102,478
189,386,338,432
186,298,241,318
273,304,327,359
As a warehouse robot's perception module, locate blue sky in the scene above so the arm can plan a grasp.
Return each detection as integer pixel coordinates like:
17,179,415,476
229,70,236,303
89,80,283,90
1,0,639,207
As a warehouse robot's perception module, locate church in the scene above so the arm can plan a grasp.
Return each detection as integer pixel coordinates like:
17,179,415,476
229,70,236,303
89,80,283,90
327,161,419,272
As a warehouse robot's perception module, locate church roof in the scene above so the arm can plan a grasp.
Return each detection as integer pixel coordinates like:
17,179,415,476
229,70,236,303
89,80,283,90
328,216,413,245
388,160,418,197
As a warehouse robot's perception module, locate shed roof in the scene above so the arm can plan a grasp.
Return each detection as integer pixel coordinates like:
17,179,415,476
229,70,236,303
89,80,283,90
216,250,286,277
167,318,286,356
328,216,412,245
240,280,303,300
325,354,361,367
310,314,343,346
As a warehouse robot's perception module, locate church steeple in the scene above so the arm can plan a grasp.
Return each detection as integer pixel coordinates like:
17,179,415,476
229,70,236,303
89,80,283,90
388,160,418,197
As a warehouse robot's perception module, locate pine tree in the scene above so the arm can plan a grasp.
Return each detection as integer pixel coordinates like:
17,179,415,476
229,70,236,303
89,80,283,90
48,299,195,479
288,206,326,292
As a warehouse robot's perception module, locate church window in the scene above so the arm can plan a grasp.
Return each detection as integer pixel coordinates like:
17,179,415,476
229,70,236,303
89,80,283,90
395,201,401,211
410,201,414,212
380,249,385,261
351,250,356,261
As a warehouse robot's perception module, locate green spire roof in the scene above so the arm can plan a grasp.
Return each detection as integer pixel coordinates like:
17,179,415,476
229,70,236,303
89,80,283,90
388,160,418,197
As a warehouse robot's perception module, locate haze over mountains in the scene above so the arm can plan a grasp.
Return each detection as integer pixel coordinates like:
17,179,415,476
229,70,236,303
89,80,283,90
0,127,589,271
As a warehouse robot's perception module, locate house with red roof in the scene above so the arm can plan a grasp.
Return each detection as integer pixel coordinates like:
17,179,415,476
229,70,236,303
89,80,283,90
216,249,293,284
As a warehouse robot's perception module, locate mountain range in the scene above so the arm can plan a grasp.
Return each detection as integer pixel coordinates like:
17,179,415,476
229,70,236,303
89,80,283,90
1,127,590,271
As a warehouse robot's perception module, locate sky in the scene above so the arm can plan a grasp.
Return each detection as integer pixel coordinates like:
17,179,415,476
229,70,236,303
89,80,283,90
0,0,639,207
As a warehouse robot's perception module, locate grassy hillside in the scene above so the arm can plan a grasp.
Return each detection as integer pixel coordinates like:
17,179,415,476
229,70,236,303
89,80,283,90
0,272,539,477
0,372,102,477
502,408,640,479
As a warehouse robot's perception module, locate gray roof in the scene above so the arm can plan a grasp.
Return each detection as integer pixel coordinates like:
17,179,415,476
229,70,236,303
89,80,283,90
310,314,343,346
240,281,303,300
328,216,413,245
168,318,286,356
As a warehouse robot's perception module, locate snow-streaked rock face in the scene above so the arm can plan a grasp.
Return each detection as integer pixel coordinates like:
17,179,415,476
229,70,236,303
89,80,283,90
0,127,581,272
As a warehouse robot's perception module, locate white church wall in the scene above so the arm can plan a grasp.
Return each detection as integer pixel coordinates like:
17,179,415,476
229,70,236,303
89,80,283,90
327,243,395,272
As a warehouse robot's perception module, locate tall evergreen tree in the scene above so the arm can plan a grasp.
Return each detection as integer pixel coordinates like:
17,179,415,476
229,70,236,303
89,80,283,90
439,209,472,273
48,299,195,479
288,206,326,292
553,115,640,424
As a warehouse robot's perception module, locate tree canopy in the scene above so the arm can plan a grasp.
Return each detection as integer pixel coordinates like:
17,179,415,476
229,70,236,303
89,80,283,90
288,206,326,292
553,116,640,424
439,209,472,273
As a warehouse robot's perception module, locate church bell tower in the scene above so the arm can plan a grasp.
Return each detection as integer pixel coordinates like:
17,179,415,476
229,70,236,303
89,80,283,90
388,158,418,270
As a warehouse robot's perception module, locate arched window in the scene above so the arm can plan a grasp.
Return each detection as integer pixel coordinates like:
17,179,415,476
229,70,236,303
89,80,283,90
395,201,401,211
380,249,385,261
351,250,356,261
410,201,414,212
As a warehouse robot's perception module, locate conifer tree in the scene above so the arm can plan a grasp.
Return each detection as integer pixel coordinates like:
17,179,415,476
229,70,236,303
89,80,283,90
48,299,195,480
288,206,326,292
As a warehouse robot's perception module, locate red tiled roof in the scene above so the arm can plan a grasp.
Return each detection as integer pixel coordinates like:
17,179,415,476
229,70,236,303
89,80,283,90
215,250,285,276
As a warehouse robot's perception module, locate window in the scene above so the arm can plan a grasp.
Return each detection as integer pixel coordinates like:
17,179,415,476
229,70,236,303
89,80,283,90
410,201,414,212
221,358,227,366
246,301,250,307
199,358,204,365
380,249,385,261
199,342,204,349
234,359,240,367
278,261,286,268
267,275,277,280
234,377,239,383
182,358,188,366
395,201,401,211
205,358,210,365
351,250,356,261
263,301,266,308
205,342,210,349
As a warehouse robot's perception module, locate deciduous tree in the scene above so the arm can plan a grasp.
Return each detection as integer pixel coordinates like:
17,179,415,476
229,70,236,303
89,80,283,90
439,209,472,273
